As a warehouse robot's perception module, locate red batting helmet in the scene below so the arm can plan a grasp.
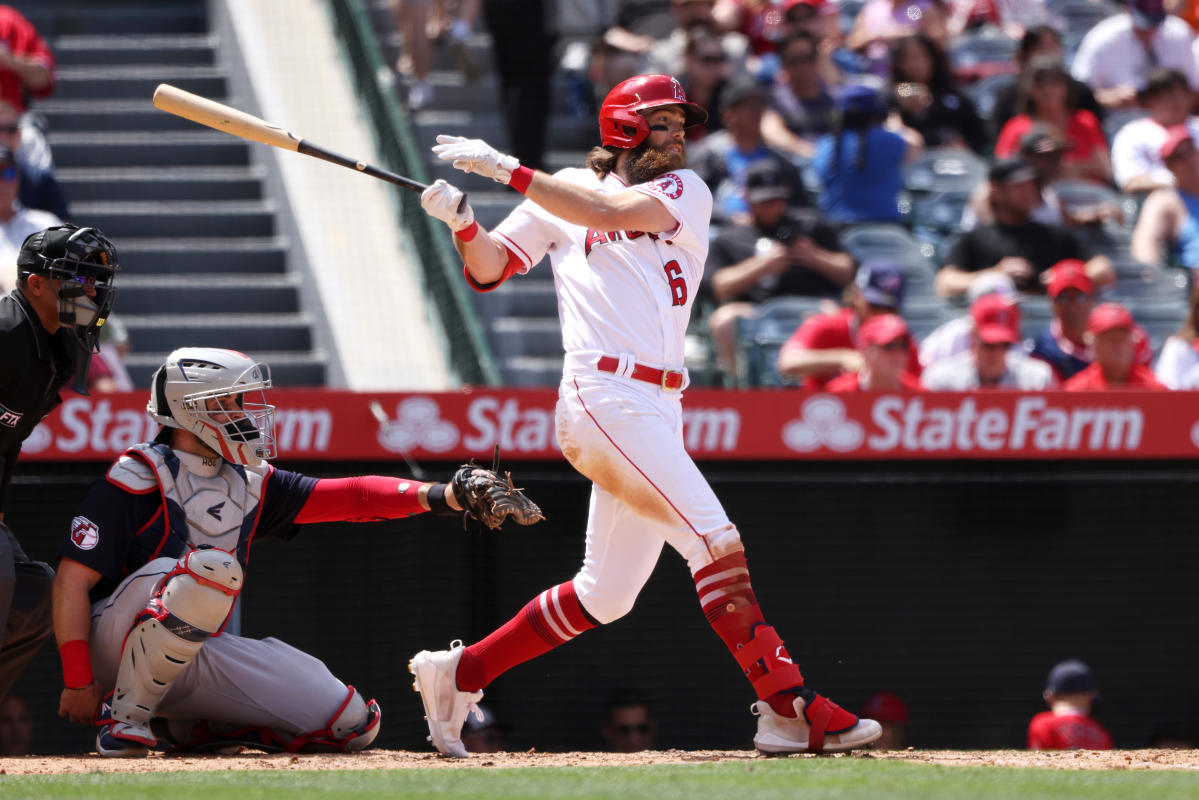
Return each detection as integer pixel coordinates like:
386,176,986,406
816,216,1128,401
598,74,709,149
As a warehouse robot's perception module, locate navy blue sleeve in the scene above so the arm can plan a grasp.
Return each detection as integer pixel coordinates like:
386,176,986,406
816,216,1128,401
58,479,158,589
254,467,318,542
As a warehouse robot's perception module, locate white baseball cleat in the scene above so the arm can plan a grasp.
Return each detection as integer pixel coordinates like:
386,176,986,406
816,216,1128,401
752,693,882,754
409,640,484,758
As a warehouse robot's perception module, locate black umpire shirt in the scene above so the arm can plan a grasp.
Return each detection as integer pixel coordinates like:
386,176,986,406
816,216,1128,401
0,290,77,512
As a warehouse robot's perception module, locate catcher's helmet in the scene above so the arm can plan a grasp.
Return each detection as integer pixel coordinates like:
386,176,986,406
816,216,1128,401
148,347,277,467
17,224,118,352
598,74,708,149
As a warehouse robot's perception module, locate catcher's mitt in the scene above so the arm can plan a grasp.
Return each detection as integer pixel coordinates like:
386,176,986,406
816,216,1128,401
451,450,544,530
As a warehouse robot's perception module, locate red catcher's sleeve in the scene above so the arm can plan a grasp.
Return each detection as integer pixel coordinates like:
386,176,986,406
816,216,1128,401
293,475,431,524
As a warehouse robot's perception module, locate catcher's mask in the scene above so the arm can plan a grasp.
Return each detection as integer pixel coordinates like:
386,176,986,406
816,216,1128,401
17,224,119,353
148,347,277,466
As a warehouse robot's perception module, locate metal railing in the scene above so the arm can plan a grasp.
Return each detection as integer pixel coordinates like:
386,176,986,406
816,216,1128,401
325,0,500,386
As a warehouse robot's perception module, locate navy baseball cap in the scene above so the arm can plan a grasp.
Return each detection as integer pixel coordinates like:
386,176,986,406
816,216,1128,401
1044,659,1098,695
837,84,885,115
744,159,793,203
855,257,905,309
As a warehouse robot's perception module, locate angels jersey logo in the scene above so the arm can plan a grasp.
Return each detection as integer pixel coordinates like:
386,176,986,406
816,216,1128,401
652,173,684,200
70,516,100,550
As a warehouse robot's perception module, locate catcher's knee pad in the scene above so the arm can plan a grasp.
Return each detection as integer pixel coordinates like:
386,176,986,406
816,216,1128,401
111,549,242,736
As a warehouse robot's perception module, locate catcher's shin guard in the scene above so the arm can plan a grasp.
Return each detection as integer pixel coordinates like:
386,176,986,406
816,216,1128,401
105,549,242,751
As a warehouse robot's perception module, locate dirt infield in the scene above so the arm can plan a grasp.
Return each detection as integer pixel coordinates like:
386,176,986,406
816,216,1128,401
2,748,1198,775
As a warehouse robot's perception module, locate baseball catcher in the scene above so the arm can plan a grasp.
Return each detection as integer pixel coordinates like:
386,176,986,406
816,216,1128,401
52,347,542,756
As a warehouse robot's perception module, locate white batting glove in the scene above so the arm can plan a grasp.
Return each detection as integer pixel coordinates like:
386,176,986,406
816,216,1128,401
432,134,519,184
420,179,475,232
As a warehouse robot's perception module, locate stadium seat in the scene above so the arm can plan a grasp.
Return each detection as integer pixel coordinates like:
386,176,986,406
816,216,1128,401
905,149,988,194
950,27,1019,81
734,297,826,387
909,188,973,238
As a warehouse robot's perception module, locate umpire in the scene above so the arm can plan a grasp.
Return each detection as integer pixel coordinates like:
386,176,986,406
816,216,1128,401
0,224,118,703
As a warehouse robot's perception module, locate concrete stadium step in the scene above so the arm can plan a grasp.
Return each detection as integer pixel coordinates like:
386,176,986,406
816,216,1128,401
499,355,566,387
19,2,207,37
124,350,327,389
122,313,315,353
52,34,217,67
470,280,558,320
490,317,563,359
116,274,300,315
39,99,210,133
49,132,250,168
52,65,228,101
115,237,289,275
410,72,595,118
69,200,276,239
57,166,265,203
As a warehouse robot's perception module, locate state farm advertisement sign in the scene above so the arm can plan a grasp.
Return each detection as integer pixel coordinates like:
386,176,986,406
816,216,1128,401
17,388,1199,462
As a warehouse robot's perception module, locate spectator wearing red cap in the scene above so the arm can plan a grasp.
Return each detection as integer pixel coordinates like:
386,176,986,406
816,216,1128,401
827,313,923,391
922,294,1056,389
1154,282,1199,388
1111,69,1199,194
860,691,909,750
1131,126,1199,271
935,158,1115,299
1027,260,1096,381
1064,303,1168,389
919,273,1019,368
1027,660,1113,750
778,258,921,388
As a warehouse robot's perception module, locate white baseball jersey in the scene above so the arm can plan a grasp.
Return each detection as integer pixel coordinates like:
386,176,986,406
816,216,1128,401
492,167,713,368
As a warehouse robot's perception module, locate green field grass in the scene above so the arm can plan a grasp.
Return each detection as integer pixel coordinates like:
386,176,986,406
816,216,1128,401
3,760,1199,800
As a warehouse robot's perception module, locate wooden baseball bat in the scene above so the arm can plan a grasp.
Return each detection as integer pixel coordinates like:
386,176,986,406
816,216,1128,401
152,84,458,205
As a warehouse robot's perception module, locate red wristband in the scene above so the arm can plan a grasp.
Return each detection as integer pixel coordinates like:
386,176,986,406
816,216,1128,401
59,640,94,689
508,165,534,194
455,220,479,242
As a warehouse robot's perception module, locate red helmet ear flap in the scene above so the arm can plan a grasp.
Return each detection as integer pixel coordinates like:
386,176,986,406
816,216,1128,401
601,106,651,148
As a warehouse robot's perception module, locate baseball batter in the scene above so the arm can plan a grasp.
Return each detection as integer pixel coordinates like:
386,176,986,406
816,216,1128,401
53,347,541,756
414,74,881,756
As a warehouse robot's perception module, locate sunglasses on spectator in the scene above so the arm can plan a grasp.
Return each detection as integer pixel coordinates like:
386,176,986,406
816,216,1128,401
0,125,18,134
697,53,727,64
612,723,652,735
878,338,910,351
783,53,817,65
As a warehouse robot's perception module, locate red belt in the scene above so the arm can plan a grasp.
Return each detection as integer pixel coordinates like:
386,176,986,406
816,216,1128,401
596,355,685,390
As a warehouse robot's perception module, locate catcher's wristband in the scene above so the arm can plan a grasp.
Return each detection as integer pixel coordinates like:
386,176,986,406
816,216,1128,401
426,483,457,515
508,165,534,194
455,220,479,242
59,639,94,689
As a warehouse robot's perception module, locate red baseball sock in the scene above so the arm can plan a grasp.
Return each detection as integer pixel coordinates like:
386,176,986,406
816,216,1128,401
455,581,597,692
694,551,804,717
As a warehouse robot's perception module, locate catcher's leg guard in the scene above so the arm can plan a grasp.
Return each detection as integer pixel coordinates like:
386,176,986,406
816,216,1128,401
166,687,381,754
104,549,242,754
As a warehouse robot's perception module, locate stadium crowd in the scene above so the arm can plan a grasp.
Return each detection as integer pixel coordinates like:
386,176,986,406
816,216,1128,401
513,0,1199,392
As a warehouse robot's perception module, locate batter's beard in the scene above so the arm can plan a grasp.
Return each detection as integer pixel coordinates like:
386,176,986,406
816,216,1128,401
625,140,686,185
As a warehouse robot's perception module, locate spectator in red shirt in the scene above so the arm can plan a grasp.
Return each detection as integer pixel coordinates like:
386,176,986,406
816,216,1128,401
1064,303,1168,390
995,58,1110,185
0,7,54,112
1027,659,1113,750
777,258,921,389
827,313,923,392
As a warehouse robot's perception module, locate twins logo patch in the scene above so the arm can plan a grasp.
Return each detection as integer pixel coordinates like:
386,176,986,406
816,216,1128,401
652,173,684,200
0,403,22,429
70,516,100,550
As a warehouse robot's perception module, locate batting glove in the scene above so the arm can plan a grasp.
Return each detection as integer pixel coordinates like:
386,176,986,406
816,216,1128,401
421,179,476,232
433,134,519,184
